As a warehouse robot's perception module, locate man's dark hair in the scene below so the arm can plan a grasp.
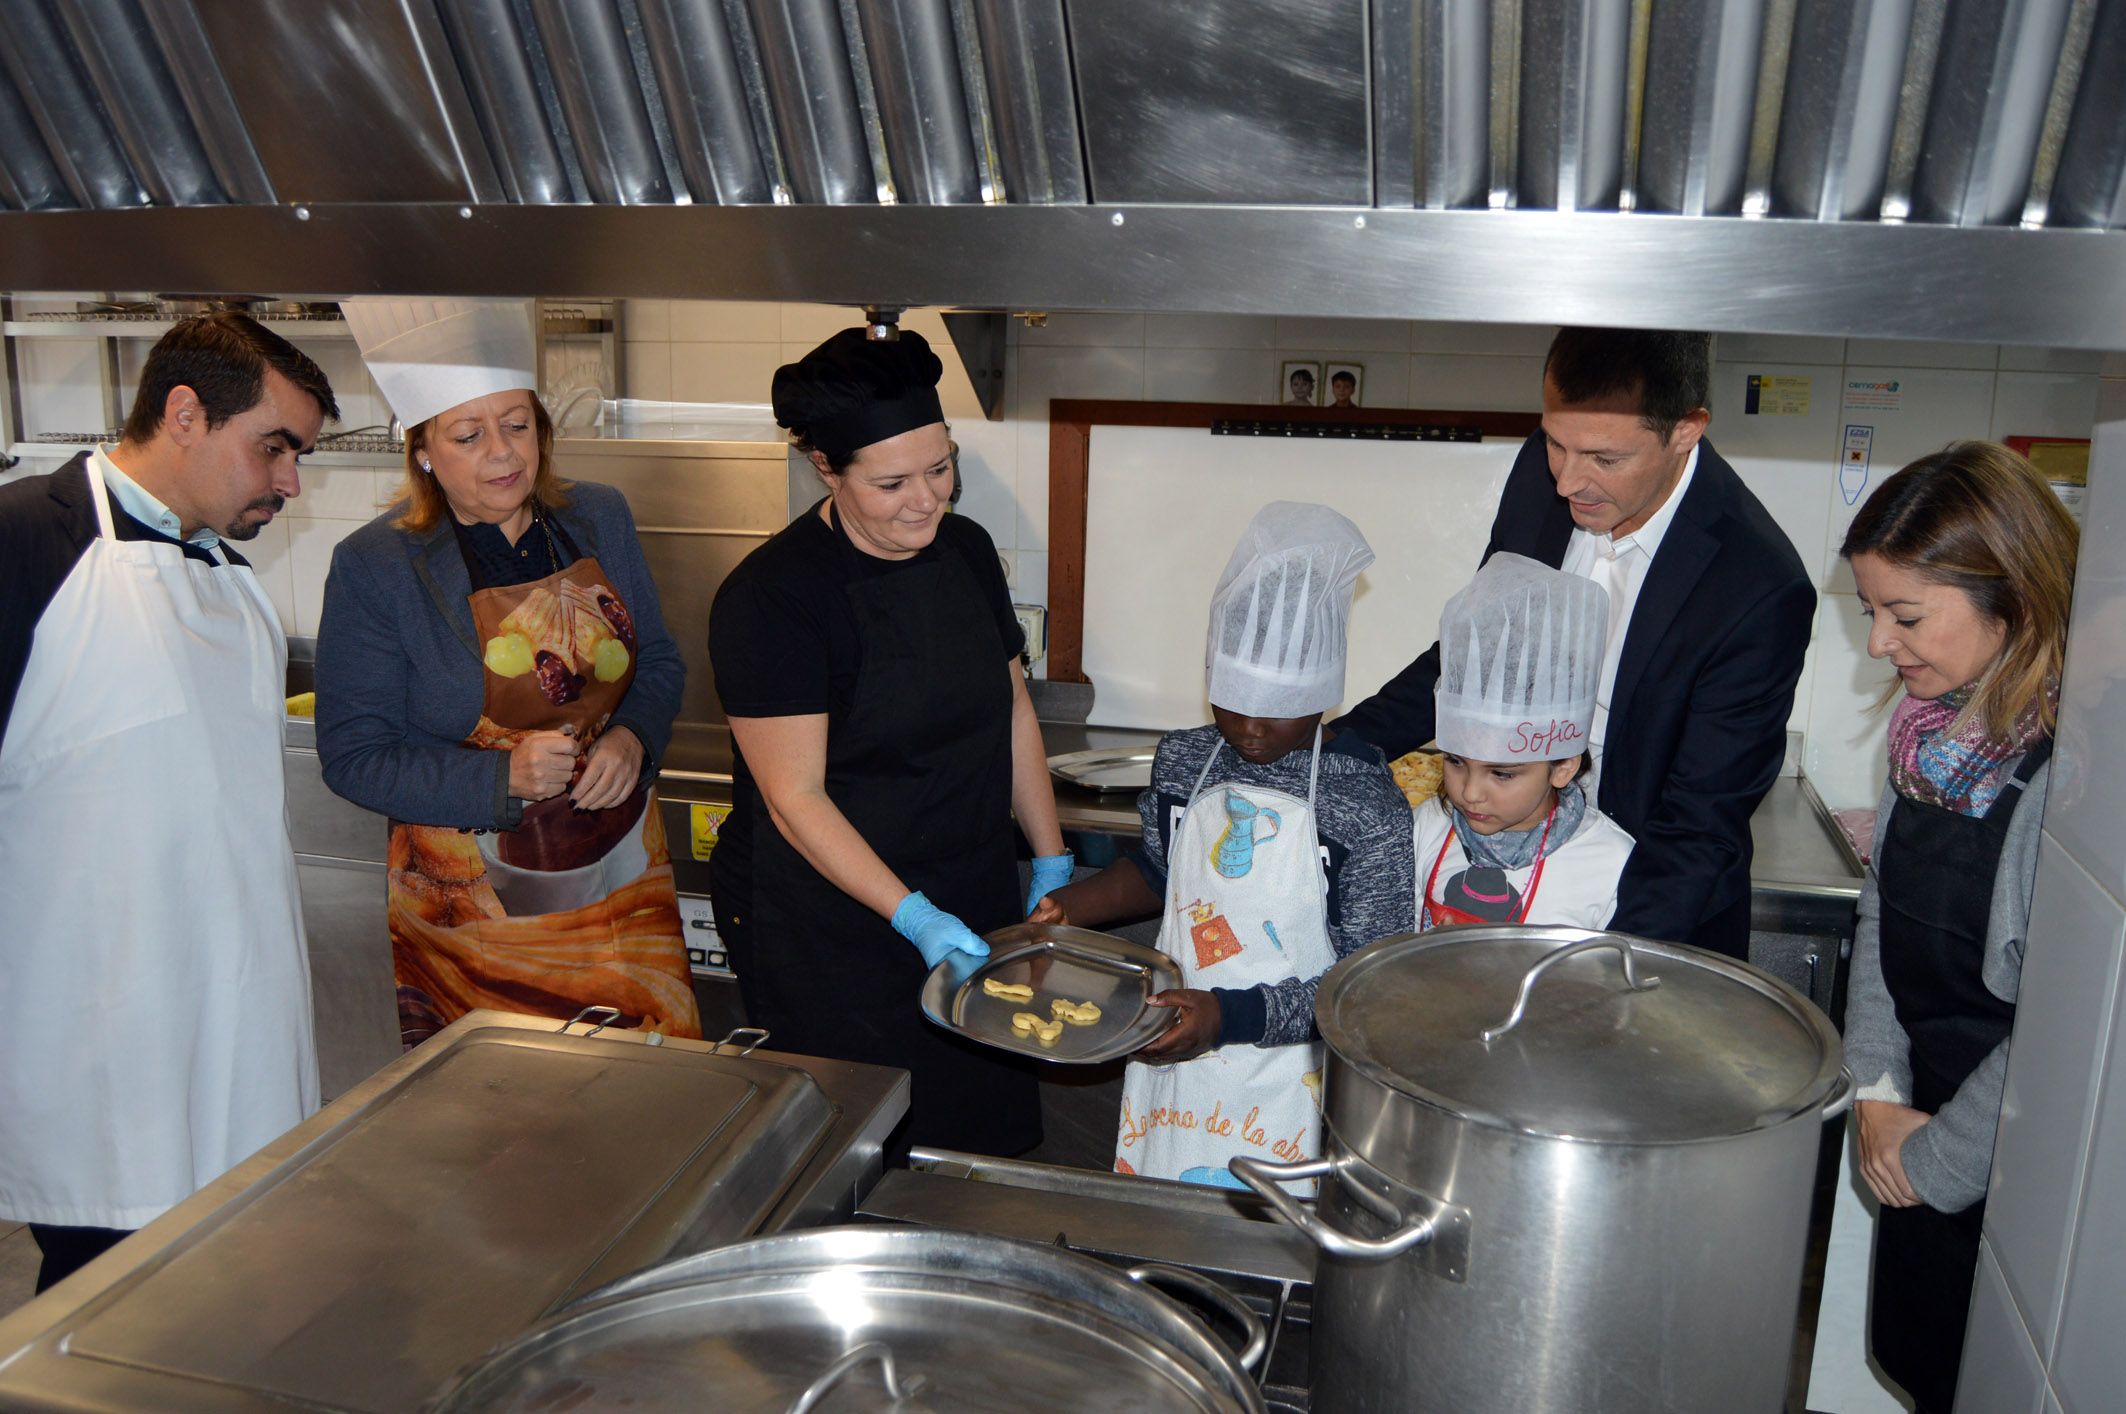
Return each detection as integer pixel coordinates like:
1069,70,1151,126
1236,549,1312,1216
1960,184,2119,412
121,312,339,443
1542,328,1710,440
1331,370,1356,386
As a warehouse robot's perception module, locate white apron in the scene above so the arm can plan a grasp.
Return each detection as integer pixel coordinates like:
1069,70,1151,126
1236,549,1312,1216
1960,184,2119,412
1115,729,1337,1191
0,455,318,1229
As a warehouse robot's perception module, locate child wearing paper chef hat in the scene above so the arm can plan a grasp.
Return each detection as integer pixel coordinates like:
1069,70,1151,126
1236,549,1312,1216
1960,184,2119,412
1032,502,1415,1190
1415,553,1636,931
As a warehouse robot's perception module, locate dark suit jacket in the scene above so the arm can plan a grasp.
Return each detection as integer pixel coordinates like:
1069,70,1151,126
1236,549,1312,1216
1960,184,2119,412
1336,433,1816,956
314,480,685,830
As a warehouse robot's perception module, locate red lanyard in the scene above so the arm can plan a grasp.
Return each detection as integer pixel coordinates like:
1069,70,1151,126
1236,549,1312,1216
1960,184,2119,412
1423,799,1554,928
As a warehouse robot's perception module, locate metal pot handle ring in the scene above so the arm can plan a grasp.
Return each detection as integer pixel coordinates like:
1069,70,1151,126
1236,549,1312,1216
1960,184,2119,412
1821,1067,1856,1120
1228,1156,1440,1262
1481,937,1661,1044
787,1341,923,1413
1126,1262,1269,1371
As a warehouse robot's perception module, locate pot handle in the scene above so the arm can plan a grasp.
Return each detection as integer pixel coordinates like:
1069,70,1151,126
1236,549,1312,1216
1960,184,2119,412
1229,1156,1442,1262
1126,1262,1269,1371
787,1341,924,1413
1481,937,1661,1045
1821,1067,1856,1120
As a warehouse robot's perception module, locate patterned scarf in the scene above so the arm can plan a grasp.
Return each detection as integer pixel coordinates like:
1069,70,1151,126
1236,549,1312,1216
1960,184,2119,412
1887,685,2053,818
1453,779,1590,871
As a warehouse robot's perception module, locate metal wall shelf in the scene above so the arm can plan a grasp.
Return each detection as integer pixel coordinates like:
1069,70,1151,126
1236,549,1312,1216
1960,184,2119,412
2,319,353,338
9,441,402,469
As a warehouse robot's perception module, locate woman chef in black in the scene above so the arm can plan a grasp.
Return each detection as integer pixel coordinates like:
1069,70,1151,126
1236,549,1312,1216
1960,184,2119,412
709,329,1071,1155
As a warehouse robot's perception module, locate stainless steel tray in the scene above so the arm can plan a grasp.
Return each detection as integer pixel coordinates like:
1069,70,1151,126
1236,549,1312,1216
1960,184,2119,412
922,923,1180,1064
1050,746,1157,794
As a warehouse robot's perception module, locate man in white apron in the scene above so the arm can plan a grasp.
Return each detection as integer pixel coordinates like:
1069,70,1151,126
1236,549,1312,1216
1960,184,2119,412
1108,503,1414,1189
0,314,334,1292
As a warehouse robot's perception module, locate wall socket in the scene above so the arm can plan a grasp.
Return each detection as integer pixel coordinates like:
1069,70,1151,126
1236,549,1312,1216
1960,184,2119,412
1013,603,1047,665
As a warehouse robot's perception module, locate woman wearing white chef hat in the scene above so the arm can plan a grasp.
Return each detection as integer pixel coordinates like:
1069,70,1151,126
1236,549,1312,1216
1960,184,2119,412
1415,553,1636,931
315,299,701,1043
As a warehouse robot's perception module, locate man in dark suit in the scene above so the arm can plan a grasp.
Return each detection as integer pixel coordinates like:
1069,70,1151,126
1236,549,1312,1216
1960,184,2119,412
1337,329,1815,957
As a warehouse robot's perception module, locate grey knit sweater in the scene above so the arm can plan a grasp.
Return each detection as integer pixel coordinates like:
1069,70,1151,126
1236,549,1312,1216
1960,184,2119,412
1843,757,2051,1214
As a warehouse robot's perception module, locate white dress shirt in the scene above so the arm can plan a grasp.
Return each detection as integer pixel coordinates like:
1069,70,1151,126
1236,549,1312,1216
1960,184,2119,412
1557,444,1699,793
93,444,223,551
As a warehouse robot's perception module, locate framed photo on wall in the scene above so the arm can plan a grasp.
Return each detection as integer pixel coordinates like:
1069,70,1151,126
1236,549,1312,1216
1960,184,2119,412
1324,362,1363,409
1279,360,1320,407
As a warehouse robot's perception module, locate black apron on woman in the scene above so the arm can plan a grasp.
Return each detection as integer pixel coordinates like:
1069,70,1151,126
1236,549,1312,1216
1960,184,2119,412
718,509,1039,1156
1869,740,2050,1414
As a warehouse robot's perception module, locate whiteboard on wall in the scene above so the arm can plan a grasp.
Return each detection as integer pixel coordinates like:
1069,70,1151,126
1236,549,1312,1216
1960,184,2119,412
1082,426,1519,729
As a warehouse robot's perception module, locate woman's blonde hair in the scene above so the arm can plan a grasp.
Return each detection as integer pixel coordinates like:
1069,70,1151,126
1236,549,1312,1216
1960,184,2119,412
1840,439,2078,737
391,394,570,532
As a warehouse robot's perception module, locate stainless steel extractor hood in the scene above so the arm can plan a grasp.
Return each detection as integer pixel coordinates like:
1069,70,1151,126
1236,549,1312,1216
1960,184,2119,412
0,0,2122,346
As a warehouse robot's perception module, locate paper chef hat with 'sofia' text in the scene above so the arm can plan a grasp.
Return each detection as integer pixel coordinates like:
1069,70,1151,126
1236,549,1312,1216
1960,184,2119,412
1434,552,1608,763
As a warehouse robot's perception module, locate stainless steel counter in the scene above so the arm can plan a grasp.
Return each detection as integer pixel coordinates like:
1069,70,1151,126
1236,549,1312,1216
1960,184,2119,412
0,1011,908,1412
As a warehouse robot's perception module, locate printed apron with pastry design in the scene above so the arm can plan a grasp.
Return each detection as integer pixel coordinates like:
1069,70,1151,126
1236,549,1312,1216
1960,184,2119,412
1116,729,1336,1191
386,511,702,1044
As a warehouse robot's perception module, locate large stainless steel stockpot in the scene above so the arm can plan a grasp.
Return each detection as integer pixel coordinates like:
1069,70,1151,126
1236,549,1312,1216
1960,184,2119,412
426,1225,1268,1412
1233,929,1851,1414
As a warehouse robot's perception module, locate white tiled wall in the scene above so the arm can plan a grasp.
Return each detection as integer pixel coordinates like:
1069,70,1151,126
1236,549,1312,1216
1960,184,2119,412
5,298,2108,808
1960,414,2126,1412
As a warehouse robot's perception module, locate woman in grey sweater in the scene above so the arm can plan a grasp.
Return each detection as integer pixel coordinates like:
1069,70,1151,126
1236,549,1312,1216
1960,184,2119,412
1839,441,2078,1414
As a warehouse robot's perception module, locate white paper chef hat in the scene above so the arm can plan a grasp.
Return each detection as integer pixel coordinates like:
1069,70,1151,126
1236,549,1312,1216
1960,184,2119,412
1434,552,1609,763
1206,502,1374,719
340,298,539,430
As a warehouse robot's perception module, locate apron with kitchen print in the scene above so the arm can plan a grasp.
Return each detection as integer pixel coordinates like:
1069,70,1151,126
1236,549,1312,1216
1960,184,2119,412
1116,728,1337,1192
386,510,701,1045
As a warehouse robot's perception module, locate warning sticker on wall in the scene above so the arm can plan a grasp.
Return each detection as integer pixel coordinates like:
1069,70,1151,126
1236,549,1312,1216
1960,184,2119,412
689,802,732,862
1843,379,1903,413
1744,374,1812,416
1840,426,1874,505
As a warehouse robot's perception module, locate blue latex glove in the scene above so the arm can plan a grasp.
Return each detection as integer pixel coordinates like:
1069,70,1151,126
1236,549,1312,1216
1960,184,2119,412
1026,851,1076,915
891,891,993,969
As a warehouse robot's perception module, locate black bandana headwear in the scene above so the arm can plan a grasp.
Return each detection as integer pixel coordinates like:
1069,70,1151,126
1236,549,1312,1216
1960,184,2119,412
772,328,945,462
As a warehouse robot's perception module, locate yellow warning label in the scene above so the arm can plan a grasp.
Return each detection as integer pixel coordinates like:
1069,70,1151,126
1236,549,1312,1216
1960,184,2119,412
689,803,731,862
1745,374,1812,416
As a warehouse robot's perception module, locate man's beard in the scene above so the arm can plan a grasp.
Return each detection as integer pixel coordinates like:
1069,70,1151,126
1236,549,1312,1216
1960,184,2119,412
222,493,285,542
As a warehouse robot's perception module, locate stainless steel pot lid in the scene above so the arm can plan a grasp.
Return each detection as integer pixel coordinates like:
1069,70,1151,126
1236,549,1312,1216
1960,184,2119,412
427,1226,1266,1413
1316,927,1844,1142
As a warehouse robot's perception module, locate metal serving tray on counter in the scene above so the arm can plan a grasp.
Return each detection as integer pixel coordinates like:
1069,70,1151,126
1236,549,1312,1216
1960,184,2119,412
922,922,1181,1064
1049,745,1158,794
0,1011,909,1413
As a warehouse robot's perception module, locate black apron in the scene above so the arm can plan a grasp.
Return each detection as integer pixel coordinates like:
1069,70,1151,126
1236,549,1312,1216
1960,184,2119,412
1869,740,2049,1414
723,509,1039,1156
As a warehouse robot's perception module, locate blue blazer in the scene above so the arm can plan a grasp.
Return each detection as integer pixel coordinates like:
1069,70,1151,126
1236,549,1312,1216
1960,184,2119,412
1335,435,1816,956
315,480,686,829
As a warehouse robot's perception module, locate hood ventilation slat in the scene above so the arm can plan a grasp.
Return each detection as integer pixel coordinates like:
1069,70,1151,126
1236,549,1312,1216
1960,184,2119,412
0,0,2121,347
2,0,2118,227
